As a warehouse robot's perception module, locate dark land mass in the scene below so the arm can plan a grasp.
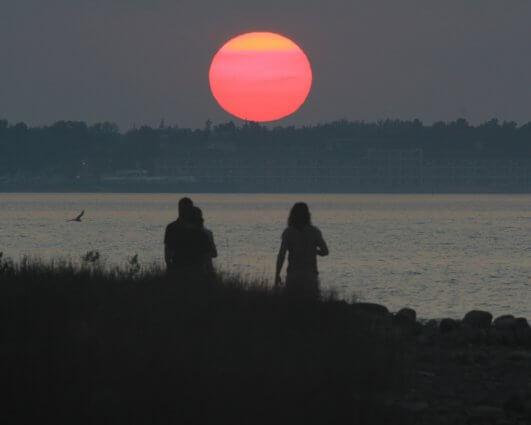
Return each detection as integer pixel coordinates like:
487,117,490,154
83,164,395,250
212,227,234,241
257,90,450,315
2,254,531,424
2,118,531,193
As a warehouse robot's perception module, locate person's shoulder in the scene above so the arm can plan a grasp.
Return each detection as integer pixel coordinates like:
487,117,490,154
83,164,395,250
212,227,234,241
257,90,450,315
309,225,323,236
282,227,291,238
164,220,179,243
166,220,180,231
166,220,188,237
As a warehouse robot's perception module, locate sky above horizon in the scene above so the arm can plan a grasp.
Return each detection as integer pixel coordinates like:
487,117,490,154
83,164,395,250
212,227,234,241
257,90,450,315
1,0,530,130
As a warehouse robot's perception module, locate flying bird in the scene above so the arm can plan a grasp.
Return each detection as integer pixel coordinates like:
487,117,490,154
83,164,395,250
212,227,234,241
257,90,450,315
68,209,85,222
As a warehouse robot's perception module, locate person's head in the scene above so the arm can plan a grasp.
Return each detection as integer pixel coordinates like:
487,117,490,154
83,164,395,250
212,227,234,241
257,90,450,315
178,197,194,220
288,202,311,230
191,206,204,227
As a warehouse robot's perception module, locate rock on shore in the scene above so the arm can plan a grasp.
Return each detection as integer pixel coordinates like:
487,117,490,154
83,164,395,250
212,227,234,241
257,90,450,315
354,302,531,424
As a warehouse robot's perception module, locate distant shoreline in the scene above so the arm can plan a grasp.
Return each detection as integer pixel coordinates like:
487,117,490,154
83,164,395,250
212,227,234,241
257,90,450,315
5,188,531,194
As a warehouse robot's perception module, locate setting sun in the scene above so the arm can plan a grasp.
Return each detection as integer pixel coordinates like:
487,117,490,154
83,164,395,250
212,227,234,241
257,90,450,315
209,32,313,122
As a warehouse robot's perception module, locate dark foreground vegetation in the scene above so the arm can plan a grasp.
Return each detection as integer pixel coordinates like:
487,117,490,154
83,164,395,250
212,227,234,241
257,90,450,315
4,254,531,424
1,254,410,425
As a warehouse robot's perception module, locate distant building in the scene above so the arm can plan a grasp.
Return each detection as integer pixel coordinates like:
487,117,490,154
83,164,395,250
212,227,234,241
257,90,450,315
147,148,531,192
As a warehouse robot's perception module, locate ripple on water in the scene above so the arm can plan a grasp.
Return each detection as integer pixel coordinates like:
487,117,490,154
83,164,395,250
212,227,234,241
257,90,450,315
1,193,531,318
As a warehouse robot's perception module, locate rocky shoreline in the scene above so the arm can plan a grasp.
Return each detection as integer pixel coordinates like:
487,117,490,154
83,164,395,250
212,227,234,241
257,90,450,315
353,303,531,425
4,256,529,424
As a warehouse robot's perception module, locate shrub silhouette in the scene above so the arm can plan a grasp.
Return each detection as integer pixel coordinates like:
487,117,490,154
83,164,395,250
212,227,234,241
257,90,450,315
2,257,411,425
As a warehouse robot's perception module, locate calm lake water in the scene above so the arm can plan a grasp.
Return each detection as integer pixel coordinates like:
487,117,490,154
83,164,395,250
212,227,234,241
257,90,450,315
1,193,531,319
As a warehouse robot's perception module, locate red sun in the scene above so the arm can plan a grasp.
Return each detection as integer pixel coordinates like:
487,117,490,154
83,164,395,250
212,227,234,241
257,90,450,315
209,32,312,122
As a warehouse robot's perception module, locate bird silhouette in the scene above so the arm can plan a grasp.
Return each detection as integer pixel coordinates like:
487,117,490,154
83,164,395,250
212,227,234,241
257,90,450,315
68,209,85,222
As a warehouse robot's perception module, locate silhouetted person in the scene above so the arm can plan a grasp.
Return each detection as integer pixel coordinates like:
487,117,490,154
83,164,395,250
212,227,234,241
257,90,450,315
191,206,217,274
275,202,329,299
164,197,210,273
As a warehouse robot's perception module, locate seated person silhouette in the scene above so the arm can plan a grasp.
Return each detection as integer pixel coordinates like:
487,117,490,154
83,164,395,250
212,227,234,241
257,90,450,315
191,206,217,274
164,197,211,274
275,202,329,299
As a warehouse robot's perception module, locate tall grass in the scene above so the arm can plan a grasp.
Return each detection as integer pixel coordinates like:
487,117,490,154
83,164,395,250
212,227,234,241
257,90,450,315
1,253,411,425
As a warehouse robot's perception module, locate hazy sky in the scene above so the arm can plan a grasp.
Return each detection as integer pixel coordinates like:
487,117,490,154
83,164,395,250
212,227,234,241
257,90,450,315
1,0,530,129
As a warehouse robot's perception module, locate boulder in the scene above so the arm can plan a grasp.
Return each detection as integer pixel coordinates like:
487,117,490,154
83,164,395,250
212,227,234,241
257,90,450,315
493,317,529,345
515,317,530,329
440,318,460,334
468,405,505,423
504,395,527,414
463,310,492,329
515,328,531,346
501,330,516,346
486,328,505,345
462,326,487,343
395,307,417,325
351,302,389,316
508,351,531,362
494,315,517,330
416,334,435,346
398,400,429,413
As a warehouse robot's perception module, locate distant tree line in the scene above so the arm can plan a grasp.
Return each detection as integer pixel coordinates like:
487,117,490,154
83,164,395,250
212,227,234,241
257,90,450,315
1,118,531,179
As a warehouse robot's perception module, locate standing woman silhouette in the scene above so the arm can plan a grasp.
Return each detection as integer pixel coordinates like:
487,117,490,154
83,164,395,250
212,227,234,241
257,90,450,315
275,202,329,298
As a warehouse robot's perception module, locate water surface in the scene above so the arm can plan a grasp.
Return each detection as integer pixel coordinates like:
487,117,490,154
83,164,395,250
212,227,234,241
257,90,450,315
1,193,531,318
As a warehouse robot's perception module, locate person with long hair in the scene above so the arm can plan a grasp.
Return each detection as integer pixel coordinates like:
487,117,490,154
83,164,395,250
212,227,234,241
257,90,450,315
164,197,194,270
275,202,329,298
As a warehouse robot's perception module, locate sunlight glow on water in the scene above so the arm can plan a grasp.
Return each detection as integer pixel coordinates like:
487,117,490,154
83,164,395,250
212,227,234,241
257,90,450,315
1,193,531,319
